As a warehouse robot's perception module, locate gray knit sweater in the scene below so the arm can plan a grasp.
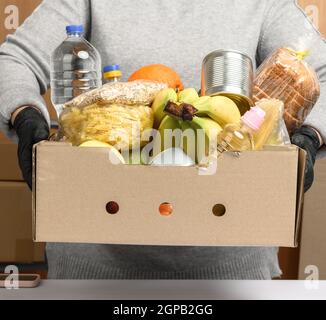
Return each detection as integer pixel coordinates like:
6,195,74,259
1,0,326,279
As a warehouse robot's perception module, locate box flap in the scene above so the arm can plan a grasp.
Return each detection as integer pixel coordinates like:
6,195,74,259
32,143,37,241
294,148,307,246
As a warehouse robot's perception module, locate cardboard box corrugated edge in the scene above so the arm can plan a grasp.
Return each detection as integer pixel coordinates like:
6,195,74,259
294,148,307,247
32,143,37,242
33,142,305,246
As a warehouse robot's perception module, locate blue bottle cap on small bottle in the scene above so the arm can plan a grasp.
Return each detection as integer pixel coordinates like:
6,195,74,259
103,64,122,79
66,25,84,34
103,64,121,73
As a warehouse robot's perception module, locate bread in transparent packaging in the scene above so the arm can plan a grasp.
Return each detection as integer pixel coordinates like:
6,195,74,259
64,80,167,109
59,80,166,149
253,47,320,134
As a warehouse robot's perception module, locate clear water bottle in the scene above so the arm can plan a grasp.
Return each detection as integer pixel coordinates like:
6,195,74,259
50,25,102,116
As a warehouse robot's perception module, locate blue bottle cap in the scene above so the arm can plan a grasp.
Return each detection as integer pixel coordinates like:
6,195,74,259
103,64,121,73
66,25,84,34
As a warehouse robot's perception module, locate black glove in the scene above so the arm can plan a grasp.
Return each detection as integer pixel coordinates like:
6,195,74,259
12,107,49,190
291,126,320,193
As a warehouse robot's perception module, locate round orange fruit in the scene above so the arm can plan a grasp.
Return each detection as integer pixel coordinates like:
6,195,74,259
128,64,184,91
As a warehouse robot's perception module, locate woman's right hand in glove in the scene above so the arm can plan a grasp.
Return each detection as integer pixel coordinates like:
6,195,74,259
12,107,49,190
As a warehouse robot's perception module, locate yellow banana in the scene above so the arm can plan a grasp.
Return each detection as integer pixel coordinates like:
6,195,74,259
178,88,199,105
195,95,241,127
180,121,197,162
152,88,178,129
191,116,223,137
193,96,211,109
152,115,182,157
177,116,223,164
190,117,222,164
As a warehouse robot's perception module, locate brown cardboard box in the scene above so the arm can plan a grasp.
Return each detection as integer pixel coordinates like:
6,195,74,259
0,132,10,143
0,181,44,263
299,158,326,280
0,143,23,181
33,142,306,247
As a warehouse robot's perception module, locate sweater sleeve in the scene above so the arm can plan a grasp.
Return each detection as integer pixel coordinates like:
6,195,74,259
257,0,326,149
0,0,90,141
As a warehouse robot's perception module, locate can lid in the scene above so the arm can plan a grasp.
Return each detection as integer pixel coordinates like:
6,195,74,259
103,64,121,73
66,25,84,34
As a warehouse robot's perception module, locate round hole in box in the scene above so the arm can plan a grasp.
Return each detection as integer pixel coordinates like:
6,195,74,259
106,201,119,214
212,204,226,217
159,202,173,216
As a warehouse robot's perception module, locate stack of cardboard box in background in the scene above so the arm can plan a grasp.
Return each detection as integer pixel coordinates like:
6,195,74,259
0,139,45,264
299,159,326,280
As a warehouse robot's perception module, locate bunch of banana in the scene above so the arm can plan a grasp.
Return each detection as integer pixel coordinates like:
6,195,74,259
151,88,241,163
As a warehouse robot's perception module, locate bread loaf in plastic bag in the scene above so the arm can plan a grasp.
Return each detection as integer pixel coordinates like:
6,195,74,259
253,47,320,134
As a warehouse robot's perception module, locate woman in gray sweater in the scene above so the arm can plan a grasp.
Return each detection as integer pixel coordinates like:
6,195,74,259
0,0,325,279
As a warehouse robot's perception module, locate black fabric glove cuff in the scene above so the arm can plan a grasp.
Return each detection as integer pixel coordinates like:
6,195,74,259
291,126,320,192
291,126,320,163
13,107,49,136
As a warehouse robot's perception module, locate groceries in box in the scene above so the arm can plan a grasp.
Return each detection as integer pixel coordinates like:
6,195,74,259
33,39,315,246
54,47,317,165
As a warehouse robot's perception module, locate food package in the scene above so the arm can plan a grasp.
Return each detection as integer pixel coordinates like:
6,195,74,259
253,47,320,134
253,98,291,150
64,80,167,109
59,80,167,149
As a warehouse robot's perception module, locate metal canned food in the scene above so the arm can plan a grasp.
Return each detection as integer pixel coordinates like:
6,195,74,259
201,49,254,114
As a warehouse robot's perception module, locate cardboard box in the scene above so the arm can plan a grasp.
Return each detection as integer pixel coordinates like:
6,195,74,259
0,143,23,181
0,181,45,263
0,131,10,143
33,142,306,247
299,158,326,280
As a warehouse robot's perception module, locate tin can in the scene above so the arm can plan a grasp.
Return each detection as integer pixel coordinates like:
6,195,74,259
201,49,254,114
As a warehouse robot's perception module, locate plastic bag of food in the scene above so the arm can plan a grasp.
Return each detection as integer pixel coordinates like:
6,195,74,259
59,81,167,149
253,47,320,134
64,80,167,109
253,98,291,150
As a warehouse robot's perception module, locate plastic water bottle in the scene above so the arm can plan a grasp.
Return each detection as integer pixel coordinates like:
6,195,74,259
103,64,122,84
50,25,102,116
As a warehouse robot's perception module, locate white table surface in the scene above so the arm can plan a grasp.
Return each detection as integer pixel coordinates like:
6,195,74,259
0,280,326,300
